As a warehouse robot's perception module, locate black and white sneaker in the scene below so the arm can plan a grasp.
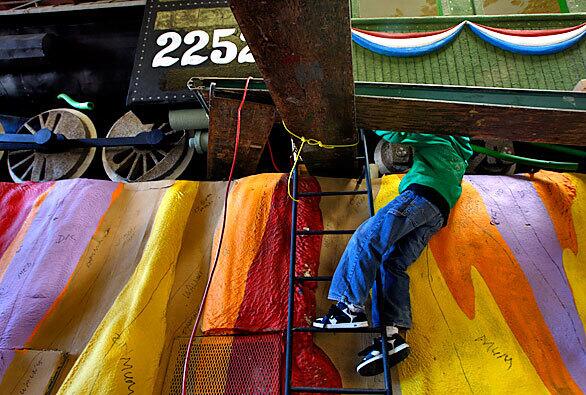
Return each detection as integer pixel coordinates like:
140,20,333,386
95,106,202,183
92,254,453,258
356,334,410,376
312,302,369,329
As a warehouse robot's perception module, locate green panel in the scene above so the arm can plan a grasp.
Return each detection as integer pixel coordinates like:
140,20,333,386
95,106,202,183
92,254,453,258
356,0,573,15
480,0,562,15
558,0,570,13
442,0,475,15
351,14,586,90
355,0,439,17
567,0,586,12
350,0,360,18
472,0,484,14
437,0,444,15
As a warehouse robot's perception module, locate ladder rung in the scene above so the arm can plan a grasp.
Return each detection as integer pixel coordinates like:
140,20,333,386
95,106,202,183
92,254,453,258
294,275,333,282
291,387,386,394
298,190,368,197
297,229,355,235
293,326,383,333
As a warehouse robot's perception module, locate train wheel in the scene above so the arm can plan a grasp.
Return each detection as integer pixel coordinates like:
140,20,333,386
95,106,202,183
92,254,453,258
102,111,193,183
7,109,96,183
374,139,412,175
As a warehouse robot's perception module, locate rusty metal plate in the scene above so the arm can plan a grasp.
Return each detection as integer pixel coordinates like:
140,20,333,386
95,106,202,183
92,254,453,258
228,0,358,175
207,95,275,179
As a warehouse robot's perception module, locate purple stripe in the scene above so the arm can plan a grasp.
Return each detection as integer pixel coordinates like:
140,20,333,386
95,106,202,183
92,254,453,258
469,176,586,390
0,179,117,380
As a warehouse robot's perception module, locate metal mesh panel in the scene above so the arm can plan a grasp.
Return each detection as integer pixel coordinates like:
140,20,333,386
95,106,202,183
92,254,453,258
164,334,283,395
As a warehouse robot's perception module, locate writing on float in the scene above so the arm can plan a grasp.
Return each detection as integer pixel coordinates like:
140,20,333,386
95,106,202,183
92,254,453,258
120,355,137,395
475,334,513,370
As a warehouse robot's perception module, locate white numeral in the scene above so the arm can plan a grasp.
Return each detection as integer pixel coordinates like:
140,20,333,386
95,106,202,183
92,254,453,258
238,33,255,63
181,31,209,66
152,29,255,68
210,28,238,65
152,32,181,68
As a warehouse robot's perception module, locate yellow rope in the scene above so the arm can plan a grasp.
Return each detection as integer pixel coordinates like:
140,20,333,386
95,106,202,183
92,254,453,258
283,121,359,201
287,138,305,202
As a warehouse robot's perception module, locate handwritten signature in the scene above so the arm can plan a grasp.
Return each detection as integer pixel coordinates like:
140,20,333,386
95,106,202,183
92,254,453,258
120,355,136,395
474,334,513,370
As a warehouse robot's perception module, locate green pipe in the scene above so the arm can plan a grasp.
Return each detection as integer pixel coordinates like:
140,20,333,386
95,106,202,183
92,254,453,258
471,144,579,171
57,93,94,111
529,142,586,158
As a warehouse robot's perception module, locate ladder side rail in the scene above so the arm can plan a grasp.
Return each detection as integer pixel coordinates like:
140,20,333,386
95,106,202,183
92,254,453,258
361,129,375,217
284,165,299,395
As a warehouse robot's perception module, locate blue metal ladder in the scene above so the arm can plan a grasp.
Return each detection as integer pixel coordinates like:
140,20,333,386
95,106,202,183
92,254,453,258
284,129,393,394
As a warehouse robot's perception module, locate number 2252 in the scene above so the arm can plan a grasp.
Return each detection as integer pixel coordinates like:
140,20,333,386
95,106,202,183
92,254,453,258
152,28,254,68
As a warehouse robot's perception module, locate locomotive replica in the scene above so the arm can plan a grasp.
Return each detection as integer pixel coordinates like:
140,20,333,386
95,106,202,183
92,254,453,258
0,0,584,183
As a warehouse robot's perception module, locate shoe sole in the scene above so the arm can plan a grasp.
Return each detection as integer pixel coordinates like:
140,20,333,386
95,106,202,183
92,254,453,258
356,344,410,376
312,321,369,329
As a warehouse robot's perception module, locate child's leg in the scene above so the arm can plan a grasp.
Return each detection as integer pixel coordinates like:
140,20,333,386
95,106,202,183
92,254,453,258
356,200,442,376
371,213,443,329
328,190,428,309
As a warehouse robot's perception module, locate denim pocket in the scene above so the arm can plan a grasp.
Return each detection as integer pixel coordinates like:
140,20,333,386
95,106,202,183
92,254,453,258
389,205,411,217
400,197,429,228
388,192,417,217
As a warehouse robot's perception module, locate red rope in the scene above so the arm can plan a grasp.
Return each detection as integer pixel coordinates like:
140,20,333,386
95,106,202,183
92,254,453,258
181,76,253,395
266,140,282,173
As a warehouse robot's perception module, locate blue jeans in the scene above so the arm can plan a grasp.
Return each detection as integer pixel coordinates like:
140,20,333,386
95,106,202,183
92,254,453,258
328,189,443,329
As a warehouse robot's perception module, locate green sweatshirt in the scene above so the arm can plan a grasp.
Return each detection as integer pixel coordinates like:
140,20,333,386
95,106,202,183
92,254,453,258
374,131,473,208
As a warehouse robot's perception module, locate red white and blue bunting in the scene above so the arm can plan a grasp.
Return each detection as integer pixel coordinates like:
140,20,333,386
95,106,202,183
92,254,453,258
351,22,586,57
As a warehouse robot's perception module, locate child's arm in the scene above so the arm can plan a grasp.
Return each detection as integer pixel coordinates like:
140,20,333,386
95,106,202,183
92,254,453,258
374,130,433,147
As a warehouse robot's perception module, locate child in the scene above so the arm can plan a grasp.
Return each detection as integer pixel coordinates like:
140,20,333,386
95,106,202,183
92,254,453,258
313,131,473,376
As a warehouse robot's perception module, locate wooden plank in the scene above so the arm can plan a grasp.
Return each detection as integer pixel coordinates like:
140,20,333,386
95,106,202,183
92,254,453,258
207,96,276,179
355,95,586,146
228,0,357,175
196,80,586,145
